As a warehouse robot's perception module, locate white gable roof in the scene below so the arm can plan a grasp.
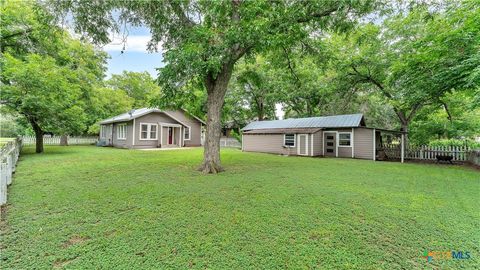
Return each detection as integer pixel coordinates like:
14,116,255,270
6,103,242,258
99,108,205,125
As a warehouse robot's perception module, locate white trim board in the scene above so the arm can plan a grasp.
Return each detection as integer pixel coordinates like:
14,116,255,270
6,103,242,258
132,119,136,146
310,133,314,156
297,134,309,156
351,128,355,158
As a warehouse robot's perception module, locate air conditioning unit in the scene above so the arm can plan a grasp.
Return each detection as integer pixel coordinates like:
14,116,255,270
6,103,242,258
96,139,107,147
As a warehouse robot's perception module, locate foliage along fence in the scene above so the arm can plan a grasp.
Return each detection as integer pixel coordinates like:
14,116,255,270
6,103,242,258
468,150,480,166
0,137,22,206
383,144,472,161
22,136,98,146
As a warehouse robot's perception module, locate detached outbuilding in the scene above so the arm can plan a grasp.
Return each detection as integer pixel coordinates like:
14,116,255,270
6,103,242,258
241,113,406,161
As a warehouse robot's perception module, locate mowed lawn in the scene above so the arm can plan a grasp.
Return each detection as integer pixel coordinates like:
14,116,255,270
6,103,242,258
1,146,479,269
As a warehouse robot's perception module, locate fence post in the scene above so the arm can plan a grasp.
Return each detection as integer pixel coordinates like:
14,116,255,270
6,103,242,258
0,163,7,205
6,154,12,185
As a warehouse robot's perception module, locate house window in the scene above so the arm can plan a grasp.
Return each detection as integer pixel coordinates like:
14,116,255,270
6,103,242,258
140,123,157,140
339,133,352,146
327,135,334,140
150,125,157,140
327,149,334,153
284,134,295,147
184,126,191,140
117,124,127,140
327,142,334,147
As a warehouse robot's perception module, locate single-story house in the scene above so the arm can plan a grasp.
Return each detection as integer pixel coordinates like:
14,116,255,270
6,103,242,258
241,113,406,161
98,108,205,149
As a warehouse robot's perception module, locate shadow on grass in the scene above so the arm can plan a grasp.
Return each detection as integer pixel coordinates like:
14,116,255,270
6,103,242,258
20,145,94,157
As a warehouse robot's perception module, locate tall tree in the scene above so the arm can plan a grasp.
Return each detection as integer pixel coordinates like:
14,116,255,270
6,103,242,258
331,1,480,138
228,56,278,122
1,1,107,152
2,54,87,152
54,0,374,173
107,71,161,108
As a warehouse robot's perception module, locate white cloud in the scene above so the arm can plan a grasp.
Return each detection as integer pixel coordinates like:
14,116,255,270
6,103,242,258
103,35,162,53
275,103,285,120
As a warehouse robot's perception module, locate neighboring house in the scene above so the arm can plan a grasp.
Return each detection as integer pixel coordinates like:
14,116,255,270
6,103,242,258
222,121,241,138
99,108,205,149
241,113,405,161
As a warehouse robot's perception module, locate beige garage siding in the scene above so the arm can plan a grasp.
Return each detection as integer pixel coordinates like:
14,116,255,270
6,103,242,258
312,131,323,156
337,146,352,158
354,127,374,160
243,134,297,155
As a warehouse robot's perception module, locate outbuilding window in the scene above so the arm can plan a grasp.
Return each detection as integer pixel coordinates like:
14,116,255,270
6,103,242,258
117,124,127,140
140,123,157,140
284,134,295,147
338,132,352,146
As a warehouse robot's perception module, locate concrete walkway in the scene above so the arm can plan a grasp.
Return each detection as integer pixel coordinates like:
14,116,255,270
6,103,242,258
137,147,199,151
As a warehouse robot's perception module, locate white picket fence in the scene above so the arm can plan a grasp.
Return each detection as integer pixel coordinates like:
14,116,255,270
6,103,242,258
220,137,241,148
383,144,471,161
22,136,98,146
0,137,22,206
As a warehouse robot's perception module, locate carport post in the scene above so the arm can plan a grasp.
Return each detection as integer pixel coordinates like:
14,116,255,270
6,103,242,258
401,133,405,163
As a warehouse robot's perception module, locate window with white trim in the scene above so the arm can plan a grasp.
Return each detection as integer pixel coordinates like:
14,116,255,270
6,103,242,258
140,123,157,140
117,124,127,140
284,134,295,147
184,126,191,140
338,133,352,146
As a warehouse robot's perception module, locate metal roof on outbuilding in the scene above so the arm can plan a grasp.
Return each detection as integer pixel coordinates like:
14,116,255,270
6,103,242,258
243,128,323,134
242,113,365,131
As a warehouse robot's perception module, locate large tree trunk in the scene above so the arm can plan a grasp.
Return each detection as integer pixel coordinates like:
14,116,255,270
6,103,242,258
60,135,69,146
199,64,235,173
400,122,409,146
29,119,44,153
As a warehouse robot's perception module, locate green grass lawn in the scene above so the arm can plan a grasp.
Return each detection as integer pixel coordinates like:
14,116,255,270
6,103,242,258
1,146,479,269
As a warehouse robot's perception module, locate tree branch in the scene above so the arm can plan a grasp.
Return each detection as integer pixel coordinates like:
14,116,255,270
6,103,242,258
1,27,33,40
169,1,195,28
297,7,339,23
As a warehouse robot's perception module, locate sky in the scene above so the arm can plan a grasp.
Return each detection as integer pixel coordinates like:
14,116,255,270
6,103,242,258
103,26,163,78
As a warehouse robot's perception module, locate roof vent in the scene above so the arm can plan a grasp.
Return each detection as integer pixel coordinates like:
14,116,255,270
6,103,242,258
128,109,135,117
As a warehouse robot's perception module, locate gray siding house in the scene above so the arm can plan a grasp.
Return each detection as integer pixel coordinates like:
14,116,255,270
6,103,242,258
99,108,205,149
241,114,405,161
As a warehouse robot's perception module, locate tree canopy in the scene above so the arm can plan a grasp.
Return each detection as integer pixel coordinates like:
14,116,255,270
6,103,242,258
54,0,375,172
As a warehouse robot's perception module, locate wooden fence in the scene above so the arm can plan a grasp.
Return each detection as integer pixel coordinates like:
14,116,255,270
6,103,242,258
220,137,241,148
383,144,471,161
0,137,22,206
22,136,98,146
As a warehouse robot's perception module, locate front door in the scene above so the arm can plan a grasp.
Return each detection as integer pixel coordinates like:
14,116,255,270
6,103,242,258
168,127,173,144
324,132,336,157
298,134,308,156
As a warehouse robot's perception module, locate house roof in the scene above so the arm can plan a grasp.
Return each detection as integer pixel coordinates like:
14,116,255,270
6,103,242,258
243,128,322,134
99,108,205,125
242,113,365,131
